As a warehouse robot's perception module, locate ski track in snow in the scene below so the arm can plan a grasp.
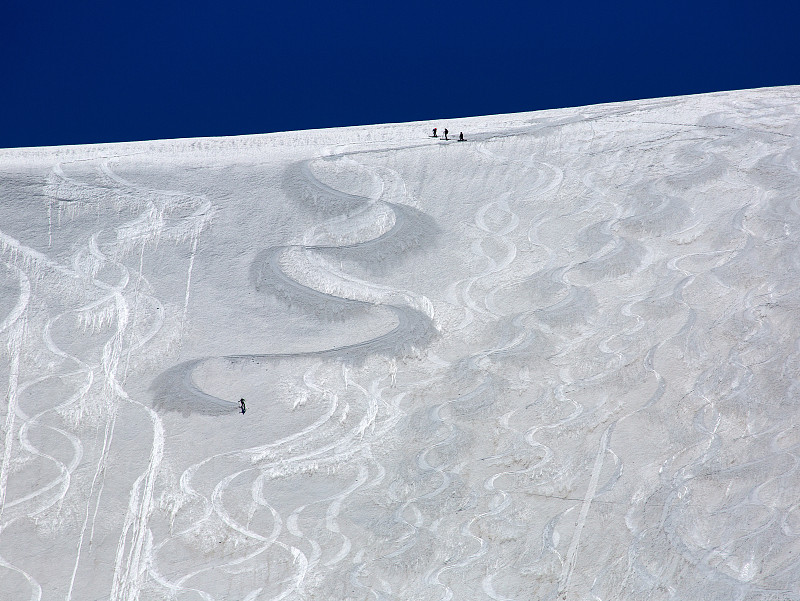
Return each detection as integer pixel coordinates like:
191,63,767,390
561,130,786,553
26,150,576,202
1,87,800,600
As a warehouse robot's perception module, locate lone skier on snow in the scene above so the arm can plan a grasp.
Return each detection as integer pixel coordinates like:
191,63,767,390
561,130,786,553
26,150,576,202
239,398,246,414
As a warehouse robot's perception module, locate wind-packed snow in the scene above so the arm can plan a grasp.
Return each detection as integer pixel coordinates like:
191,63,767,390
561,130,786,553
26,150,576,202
1,86,799,601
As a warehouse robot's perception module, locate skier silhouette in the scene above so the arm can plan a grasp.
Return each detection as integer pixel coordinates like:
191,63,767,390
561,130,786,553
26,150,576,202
443,128,448,140
239,398,246,414
458,132,464,141
432,127,438,138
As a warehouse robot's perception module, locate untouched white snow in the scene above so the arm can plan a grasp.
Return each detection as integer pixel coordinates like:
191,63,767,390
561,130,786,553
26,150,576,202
1,86,800,601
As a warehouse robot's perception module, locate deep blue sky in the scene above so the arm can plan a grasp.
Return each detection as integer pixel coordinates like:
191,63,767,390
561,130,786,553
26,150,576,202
2,1,797,148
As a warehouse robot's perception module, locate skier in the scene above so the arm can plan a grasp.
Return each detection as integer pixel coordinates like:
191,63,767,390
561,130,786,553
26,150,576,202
443,128,448,140
239,398,246,414
458,132,464,141
432,127,438,138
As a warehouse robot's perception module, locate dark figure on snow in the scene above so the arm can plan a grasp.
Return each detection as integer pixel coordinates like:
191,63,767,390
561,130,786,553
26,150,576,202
443,128,448,140
459,132,464,141
432,127,437,138
239,398,246,414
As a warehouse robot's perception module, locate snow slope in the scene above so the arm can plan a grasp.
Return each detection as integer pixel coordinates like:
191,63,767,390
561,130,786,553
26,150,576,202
1,86,799,601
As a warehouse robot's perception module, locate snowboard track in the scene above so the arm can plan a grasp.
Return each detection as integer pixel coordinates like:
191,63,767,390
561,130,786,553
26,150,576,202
151,154,440,416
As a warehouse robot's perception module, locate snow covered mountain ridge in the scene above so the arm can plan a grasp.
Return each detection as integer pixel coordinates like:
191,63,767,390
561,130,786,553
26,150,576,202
1,85,799,600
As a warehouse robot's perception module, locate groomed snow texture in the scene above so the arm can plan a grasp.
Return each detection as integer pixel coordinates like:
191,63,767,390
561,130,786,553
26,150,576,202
1,86,800,601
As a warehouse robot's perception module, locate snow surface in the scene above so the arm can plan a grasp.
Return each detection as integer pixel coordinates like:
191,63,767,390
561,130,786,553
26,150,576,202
1,86,800,601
